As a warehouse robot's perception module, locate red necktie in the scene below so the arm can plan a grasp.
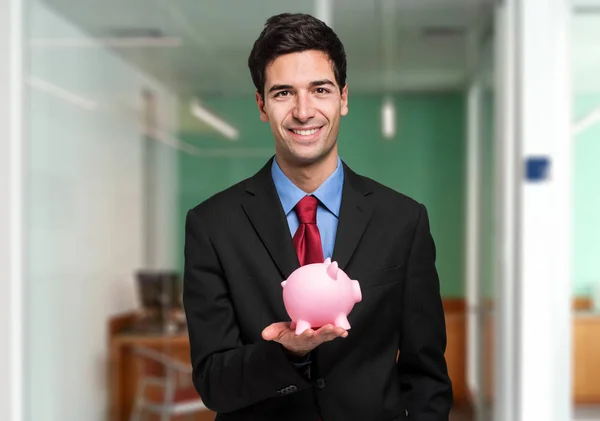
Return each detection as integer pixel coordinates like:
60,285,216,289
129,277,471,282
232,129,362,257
293,196,325,421
292,195,324,266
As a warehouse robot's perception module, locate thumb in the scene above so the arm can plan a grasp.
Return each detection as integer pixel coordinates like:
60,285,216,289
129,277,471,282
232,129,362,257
262,322,288,341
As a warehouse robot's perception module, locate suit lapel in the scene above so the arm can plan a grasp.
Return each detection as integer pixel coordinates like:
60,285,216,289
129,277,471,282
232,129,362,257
332,162,374,270
241,158,373,278
241,158,300,279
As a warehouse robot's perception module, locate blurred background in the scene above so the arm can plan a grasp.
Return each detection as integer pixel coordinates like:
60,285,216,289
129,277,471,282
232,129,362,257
1,0,599,420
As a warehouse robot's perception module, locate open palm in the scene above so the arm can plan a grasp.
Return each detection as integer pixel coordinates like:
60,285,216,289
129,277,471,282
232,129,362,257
262,322,348,356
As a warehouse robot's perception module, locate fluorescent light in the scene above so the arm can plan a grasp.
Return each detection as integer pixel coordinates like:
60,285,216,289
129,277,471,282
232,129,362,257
572,107,600,136
381,97,396,139
148,130,272,157
315,0,333,26
190,98,239,140
30,37,182,48
150,130,202,156
27,76,98,110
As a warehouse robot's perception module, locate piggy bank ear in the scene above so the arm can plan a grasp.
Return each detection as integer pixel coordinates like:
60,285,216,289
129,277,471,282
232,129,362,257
326,261,339,280
324,257,331,264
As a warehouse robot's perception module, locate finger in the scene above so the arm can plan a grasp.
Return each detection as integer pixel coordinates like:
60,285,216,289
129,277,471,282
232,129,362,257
314,324,334,335
301,326,329,345
299,328,315,338
262,322,291,341
315,324,342,338
314,325,347,342
333,327,348,337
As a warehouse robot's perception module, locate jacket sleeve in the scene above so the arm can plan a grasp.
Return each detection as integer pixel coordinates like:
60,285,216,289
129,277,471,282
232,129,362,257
183,208,312,413
397,203,454,420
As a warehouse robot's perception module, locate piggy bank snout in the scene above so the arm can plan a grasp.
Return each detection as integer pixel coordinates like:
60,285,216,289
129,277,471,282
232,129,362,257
352,280,362,303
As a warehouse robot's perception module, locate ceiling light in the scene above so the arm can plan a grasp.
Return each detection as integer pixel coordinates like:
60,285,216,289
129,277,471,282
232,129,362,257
573,107,600,136
315,0,333,26
29,37,182,48
27,76,97,110
190,99,239,140
381,97,396,139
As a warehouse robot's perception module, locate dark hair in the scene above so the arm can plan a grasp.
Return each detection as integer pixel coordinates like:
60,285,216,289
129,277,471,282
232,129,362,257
248,13,347,98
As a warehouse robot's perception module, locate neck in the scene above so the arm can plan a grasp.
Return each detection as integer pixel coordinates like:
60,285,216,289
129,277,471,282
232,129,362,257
276,150,339,193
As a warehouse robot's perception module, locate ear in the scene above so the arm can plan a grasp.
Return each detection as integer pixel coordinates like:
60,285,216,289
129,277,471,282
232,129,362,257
326,261,339,280
255,91,269,122
340,84,349,117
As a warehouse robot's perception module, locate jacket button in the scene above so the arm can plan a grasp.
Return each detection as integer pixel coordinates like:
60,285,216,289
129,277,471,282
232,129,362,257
316,378,325,390
405,408,409,417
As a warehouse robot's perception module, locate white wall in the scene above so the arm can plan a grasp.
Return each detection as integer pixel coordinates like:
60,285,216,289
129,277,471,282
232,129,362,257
25,2,179,420
1,0,24,420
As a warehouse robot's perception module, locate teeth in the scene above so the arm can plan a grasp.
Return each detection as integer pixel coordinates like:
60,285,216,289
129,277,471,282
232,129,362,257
292,128,319,136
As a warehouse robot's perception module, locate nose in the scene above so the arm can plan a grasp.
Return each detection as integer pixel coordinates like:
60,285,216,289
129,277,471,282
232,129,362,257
292,92,315,122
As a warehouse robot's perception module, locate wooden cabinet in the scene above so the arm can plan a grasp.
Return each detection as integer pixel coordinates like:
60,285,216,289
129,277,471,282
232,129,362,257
444,311,467,402
573,312,600,403
439,301,600,406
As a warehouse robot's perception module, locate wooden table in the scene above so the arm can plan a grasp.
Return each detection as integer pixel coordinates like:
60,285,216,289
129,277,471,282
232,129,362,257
573,311,600,403
108,314,216,421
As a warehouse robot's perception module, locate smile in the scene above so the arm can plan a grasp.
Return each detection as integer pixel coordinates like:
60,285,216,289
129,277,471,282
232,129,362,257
287,126,324,141
290,127,320,136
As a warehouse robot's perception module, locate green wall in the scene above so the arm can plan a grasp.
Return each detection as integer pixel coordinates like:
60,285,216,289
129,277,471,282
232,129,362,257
178,93,467,297
573,94,600,297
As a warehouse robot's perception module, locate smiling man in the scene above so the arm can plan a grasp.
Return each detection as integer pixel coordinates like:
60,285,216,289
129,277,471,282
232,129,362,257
183,12,453,421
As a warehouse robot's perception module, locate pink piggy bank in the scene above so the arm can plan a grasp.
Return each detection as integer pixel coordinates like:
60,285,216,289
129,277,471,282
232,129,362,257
281,257,362,335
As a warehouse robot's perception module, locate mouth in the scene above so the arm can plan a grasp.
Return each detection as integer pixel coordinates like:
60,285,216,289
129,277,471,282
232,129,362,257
287,126,324,142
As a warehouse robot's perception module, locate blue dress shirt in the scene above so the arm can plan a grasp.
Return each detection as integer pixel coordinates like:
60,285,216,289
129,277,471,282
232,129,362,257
271,156,344,261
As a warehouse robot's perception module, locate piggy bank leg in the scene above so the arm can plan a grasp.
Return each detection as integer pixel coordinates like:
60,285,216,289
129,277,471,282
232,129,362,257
334,314,351,330
294,320,312,335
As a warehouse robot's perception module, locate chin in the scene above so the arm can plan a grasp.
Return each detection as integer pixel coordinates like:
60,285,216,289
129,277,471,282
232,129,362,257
289,148,332,166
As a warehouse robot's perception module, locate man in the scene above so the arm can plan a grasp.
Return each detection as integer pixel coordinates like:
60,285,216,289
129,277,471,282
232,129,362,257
183,12,453,421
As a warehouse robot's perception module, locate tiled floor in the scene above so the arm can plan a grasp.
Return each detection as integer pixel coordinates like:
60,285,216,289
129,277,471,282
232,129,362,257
449,404,600,421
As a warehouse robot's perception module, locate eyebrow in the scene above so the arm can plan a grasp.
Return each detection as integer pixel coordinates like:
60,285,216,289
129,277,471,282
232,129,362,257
267,79,337,94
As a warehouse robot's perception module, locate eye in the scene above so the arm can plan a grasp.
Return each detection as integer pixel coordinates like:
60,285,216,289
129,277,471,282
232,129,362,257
274,91,290,98
315,87,330,94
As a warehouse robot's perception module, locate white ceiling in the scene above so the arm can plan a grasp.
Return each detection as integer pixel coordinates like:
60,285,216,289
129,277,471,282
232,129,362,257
38,0,600,96
39,0,491,97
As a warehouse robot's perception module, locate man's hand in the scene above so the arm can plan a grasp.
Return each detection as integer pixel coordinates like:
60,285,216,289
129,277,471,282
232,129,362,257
261,322,348,356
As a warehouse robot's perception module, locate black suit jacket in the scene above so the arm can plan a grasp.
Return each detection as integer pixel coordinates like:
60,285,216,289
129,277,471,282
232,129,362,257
183,158,453,421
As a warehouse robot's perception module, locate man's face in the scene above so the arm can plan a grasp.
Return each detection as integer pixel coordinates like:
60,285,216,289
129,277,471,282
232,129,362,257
255,50,348,166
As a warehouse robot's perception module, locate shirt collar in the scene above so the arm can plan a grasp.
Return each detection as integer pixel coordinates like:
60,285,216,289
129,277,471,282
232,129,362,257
271,156,344,217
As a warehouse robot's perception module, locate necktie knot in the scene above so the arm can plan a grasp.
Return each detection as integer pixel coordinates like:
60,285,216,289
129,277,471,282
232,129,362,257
294,195,318,224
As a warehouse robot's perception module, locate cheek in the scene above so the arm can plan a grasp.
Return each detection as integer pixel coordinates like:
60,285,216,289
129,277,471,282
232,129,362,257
270,117,287,137
269,108,290,129
322,103,341,120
